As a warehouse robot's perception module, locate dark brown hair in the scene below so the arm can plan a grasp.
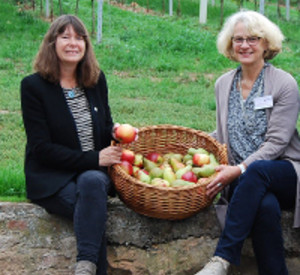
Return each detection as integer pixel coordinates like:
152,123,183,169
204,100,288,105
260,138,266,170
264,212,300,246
34,15,100,87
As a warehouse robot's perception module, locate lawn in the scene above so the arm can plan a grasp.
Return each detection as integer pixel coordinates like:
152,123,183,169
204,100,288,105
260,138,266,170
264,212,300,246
0,0,299,200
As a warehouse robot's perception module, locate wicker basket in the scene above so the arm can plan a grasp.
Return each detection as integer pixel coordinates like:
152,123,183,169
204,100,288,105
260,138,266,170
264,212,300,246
109,124,227,220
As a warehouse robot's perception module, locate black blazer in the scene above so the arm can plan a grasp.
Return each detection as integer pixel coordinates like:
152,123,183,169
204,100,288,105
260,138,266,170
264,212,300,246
21,72,114,200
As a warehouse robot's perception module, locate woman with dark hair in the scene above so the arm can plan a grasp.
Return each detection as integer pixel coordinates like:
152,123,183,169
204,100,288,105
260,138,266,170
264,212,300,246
195,10,300,275
21,15,131,275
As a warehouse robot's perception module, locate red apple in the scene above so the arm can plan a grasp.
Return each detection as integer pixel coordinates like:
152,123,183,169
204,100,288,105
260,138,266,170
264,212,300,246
118,160,133,175
146,152,163,164
121,149,135,164
181,171,198,183
193,153,210,167
115,124,137,144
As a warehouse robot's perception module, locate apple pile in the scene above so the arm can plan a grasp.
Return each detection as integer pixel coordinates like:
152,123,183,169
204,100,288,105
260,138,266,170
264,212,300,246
117,147,220,188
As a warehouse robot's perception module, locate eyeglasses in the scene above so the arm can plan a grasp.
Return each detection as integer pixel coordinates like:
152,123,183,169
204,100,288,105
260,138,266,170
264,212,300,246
232,36,261,46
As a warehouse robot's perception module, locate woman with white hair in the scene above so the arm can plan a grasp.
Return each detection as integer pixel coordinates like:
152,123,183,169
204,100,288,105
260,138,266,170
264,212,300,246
195,10,300,275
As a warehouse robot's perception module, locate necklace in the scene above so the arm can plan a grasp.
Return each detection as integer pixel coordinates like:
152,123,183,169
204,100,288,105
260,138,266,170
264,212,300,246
68,89,76,98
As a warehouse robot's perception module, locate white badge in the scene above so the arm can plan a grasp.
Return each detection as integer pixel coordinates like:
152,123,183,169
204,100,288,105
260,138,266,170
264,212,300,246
254,95,273,110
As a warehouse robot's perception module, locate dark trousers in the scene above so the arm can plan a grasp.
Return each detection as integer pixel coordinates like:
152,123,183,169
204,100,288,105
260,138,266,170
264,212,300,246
215,160,297,275
33,170,111,275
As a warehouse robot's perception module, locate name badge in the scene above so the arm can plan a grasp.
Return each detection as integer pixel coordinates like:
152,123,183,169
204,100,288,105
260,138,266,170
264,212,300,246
254,95,273,110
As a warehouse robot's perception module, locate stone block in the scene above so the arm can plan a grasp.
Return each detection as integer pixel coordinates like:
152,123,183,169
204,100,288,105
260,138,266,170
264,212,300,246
0,198,299,274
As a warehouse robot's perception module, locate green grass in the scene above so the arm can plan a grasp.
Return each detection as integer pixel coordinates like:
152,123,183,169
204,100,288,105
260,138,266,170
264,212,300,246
0,0,299,200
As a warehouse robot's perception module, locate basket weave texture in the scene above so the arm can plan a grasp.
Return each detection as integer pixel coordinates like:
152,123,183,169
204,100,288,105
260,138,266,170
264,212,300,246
109,124,227,220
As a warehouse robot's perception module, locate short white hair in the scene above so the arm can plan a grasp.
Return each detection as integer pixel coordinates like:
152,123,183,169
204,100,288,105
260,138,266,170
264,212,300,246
217,10,284,61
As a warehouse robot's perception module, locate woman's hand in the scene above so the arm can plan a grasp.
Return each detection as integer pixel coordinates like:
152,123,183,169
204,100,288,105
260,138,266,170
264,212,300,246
99,146,122,167
206,165,241,199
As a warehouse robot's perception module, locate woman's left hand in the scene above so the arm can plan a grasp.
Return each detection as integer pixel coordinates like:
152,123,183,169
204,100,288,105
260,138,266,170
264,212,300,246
206,165,241,199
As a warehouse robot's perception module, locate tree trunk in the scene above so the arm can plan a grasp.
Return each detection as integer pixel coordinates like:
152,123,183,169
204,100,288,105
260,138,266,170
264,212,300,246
59,0,63,15
220,0,224,26
75,0,80,15
177,0,181,17
40,0,43,15
92,0,95,36
277,0,282,18
50,0,54,21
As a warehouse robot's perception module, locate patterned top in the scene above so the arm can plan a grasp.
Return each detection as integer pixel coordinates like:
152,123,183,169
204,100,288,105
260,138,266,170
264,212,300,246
227,64,268,164
62,87,95,151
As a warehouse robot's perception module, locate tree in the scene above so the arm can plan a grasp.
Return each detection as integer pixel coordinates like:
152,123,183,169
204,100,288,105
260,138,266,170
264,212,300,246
75,0,80,15
59,0,63,15
92,0,96,36
161,0,165,14
177,0,181,16
40,0,43,16
277,0,282,18
220,0,224,26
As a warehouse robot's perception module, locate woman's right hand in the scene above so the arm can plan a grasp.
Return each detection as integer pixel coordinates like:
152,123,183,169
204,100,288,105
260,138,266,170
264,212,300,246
99,146,122,167
206,165,241,199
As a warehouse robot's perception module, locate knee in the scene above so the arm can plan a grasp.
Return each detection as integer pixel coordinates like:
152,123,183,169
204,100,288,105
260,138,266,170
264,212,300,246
77,170,111,196
257,193,281,224
246,160,267,177
241,160,271,189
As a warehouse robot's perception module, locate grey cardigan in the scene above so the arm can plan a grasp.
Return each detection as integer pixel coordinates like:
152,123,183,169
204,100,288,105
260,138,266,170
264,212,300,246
213,64,300,228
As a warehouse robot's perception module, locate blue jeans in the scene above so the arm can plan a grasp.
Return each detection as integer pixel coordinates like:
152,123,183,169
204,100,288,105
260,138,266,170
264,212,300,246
215,160,297,275
33,170,111,275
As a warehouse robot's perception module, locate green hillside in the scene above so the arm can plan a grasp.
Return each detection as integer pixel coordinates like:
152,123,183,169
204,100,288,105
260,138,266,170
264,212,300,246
0,0,299,200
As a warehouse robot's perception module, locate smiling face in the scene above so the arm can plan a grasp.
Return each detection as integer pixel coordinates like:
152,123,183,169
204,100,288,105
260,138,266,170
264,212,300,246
55,25,86,67
232,21,268,68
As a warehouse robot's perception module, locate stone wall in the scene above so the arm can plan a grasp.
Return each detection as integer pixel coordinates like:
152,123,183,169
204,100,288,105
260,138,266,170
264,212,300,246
0,198,299,275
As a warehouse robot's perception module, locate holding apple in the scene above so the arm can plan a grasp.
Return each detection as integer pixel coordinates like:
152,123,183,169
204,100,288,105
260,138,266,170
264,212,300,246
114,123,138,144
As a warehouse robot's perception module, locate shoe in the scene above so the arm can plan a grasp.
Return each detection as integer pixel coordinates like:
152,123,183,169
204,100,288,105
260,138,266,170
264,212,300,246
194,256,230,275
75,260,97,275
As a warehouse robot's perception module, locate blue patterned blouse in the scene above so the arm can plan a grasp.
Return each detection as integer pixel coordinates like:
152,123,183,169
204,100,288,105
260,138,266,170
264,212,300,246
227,64,269,165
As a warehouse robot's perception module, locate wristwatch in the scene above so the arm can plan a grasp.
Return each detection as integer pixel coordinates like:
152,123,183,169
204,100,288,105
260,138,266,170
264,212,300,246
237,163,246,174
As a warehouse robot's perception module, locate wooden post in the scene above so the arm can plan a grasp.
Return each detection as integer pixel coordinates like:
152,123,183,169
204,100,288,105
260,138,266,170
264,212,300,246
259,0,264,14
169,0,173,16
199,0,208,24
97,0,103,44
45,0,49,18
286,0,290,21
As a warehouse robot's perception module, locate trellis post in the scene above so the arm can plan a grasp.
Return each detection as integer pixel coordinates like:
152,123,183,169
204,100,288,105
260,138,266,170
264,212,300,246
97,0,103,44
